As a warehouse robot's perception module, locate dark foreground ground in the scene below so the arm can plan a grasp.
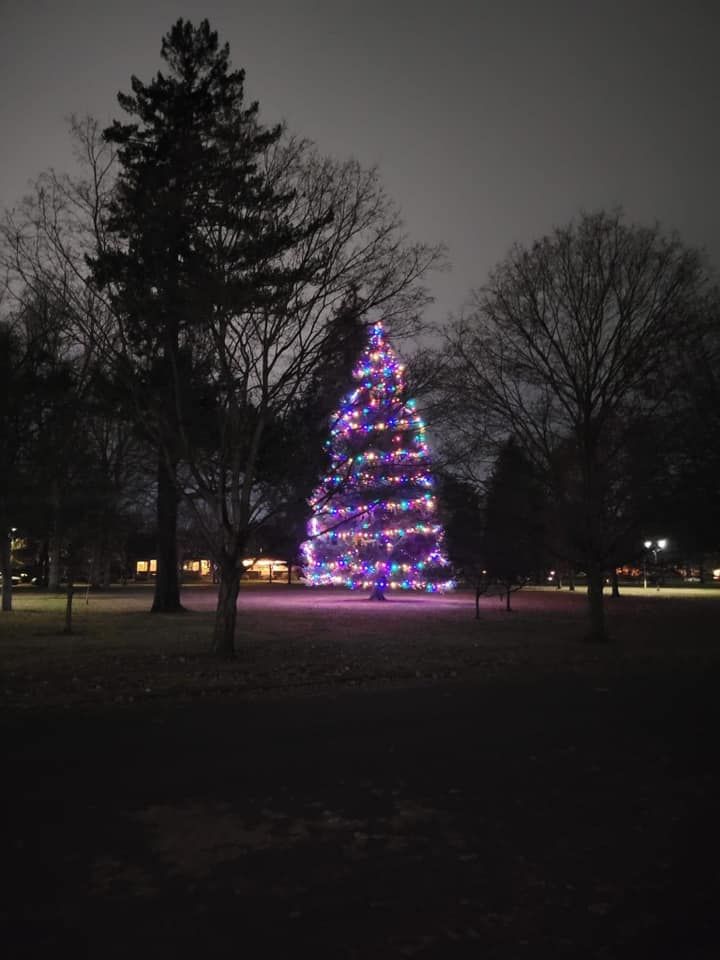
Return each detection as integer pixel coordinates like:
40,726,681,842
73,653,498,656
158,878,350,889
2,588,720,957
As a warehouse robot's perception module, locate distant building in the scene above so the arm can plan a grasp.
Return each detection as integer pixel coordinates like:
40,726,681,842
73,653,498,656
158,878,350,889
134,556,299,582
242,558,296,582
135,559,157,578
182,559,213,580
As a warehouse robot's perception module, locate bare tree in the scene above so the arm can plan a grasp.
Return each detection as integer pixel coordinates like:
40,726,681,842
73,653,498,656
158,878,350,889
171,139,444,655
0,312,25,611
442,211,706,640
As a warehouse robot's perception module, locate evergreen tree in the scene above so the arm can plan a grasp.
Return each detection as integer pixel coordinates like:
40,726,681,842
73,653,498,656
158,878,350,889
90,19,304,616
439,473,487,618
482,437,547,609
302,322,452,599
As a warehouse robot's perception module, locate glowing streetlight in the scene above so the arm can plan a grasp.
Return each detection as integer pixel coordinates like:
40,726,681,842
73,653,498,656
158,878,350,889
643,538,667,589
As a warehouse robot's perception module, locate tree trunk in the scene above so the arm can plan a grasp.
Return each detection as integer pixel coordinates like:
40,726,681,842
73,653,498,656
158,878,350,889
212,564,240,657
475,583,481,619
1,530,12,612
368,583,387,600
102,553,112,589
38,539,49,587
89,539,102,588
611,568,620,598
568,570,575,592
586,565,607,641
287,561,292,585
63,564,75,635
48,535,62,592
505,586,512,611
119,544,128,585
152,455,184,613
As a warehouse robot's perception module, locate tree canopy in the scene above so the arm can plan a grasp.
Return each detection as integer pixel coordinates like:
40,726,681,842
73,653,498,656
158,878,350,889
441,210,709,637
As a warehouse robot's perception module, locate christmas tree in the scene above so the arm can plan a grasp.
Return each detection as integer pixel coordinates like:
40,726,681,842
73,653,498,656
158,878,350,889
301,322,453,598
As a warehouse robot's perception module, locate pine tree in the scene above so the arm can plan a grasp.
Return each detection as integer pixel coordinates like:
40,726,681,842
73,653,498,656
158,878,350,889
302,322,452,599
90,19,314,633
482,437,547,609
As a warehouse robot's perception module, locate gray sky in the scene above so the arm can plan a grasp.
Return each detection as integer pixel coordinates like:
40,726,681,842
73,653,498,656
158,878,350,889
1,0,718,323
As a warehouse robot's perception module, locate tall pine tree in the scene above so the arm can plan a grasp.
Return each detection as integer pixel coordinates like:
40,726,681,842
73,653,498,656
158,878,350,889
90,19,302,617
302,322,452,599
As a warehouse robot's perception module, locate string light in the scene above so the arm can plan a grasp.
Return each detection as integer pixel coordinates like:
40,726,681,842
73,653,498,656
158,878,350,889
301,321,454,595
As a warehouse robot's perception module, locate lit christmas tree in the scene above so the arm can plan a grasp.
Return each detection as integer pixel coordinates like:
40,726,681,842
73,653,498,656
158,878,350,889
301,322,453,599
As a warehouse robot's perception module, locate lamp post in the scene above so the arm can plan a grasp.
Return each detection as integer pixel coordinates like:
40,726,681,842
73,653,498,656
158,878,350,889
643,538,667,589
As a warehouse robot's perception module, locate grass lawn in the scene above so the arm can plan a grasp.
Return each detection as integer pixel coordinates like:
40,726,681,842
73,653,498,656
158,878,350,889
2,582,719,708
2,585,720,957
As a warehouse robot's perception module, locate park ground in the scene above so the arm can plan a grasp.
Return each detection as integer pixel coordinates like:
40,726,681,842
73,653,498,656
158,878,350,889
1,585,720,957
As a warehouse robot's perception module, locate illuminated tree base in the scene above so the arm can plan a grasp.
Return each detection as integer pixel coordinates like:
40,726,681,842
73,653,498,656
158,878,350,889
304,575,455,592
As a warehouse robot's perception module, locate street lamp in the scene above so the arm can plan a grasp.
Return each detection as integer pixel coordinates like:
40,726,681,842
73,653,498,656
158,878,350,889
643,538,667,589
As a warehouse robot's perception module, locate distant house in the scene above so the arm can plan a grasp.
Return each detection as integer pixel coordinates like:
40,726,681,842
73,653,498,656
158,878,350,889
134,559,157,579
134,556,299,582
242,557,297,582
182,559,213,580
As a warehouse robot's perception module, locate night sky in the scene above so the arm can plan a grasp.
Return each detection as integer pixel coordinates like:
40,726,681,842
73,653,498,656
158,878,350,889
1,0,718,323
